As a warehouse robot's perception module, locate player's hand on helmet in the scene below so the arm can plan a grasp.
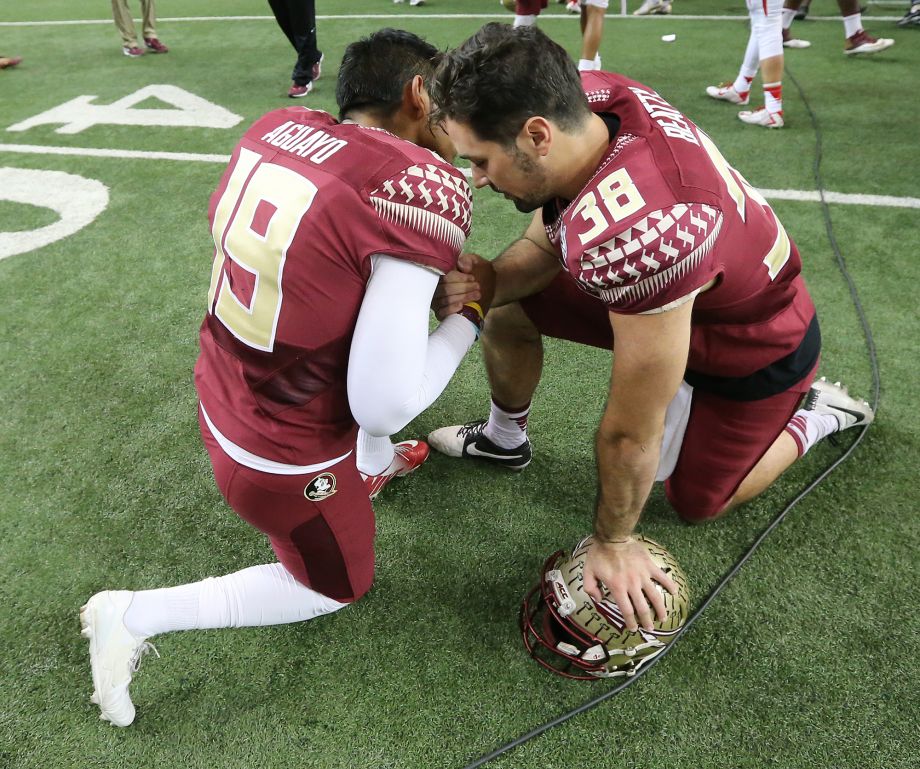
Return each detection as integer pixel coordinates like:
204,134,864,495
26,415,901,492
582,537,678,633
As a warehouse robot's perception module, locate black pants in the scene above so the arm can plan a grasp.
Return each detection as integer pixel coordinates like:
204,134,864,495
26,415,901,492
268,0,321,85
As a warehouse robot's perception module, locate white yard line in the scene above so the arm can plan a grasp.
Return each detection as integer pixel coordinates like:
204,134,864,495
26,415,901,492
0,143,230,164
1,142,917,209
0,14,900,27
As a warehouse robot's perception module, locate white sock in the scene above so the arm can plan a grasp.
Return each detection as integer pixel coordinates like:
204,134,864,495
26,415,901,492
123,563,347,638
784,410,840,457
594,53,602,69
356,428,394,476
782,8,796,30
732,74,754,96
578,58,596,71
483,397,530,449
763,81,783,114
843,13,862,38
514,14,537,27
736,33,760,91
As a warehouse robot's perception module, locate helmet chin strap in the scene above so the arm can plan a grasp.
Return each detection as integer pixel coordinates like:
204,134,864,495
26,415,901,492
461,63,881,769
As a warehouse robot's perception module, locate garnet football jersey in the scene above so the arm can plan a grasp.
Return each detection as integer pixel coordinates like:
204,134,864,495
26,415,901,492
195,107,472,465
545,72,817,387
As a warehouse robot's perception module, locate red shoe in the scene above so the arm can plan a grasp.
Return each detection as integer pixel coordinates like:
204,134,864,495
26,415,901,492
311,53,324,82
288,81,313,98
122,46,145,58
362,440,430,500
144,37,169,54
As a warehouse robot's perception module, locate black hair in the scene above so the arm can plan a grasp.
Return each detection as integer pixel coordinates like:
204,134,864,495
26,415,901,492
431,23,591,146
336,28,441,121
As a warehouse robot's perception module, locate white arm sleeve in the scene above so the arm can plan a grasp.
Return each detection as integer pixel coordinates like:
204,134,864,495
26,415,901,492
347,254,477,437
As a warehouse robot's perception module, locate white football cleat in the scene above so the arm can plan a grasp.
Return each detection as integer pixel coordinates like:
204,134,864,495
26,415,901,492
428,419,532,471
633,0,672,15
362,439,430,500
566,0,581,13
705,82,750,106
782,28,811,48
738,107,785,128
804,377,875,431
80,590,158,727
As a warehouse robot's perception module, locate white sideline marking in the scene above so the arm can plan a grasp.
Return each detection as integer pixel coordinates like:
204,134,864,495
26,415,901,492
759,189,920,209
7,85,243,135
0,143,917,210
0,143,230,164
0,168,109,261
0,14,899,27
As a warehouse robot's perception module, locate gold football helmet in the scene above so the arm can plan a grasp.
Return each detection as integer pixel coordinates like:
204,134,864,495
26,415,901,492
520,536,690,679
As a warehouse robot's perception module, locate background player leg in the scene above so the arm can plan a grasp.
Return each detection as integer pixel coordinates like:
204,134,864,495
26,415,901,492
706,21,758,107
578,2,607,71
839,0,895,54
738,0,785,128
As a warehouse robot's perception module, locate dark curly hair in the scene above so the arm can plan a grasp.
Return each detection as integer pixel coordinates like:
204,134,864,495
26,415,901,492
336,28,442,121
431,23,591,146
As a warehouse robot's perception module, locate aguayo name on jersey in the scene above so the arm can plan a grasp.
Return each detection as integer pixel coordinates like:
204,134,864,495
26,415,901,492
260,120,348,164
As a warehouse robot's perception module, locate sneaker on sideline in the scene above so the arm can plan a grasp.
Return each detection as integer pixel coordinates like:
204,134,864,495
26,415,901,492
897,4,920,26
362,440,430,500
311,52,324,81
633,0,672,16
122,46,144,58
738,107,785,128
783,28,811,48
844,30,895,55
705,81,750,106
143,37,169,53
428,419,532,471
288,81,313,98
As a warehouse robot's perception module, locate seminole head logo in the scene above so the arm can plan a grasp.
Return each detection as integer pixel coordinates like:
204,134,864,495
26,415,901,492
304,472,337,501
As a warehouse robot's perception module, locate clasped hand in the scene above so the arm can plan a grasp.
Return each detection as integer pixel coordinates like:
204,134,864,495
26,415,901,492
432,253,496,320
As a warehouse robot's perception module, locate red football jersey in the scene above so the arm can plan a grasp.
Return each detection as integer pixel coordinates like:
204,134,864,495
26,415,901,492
545,72,816,382
195,107,472,464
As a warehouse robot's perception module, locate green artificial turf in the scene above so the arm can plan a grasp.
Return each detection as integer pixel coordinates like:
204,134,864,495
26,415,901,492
0,2,917,768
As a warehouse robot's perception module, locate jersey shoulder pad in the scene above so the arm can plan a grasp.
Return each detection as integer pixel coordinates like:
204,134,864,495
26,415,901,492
573,202,723,311
368,161,472,253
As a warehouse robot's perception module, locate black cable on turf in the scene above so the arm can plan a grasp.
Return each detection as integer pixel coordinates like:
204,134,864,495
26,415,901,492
460,67,881,769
